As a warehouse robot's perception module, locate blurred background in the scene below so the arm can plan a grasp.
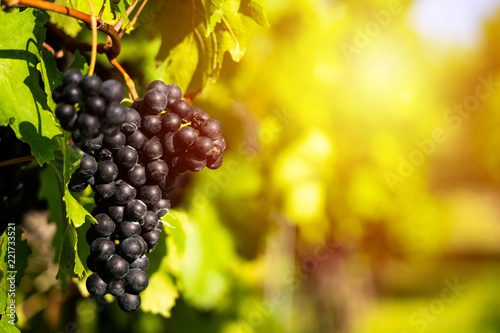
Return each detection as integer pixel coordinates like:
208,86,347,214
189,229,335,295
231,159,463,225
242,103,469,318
15,0,500,332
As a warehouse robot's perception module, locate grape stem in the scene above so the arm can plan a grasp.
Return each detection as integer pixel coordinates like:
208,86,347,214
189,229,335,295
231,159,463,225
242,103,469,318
84,0,97,76
0,155,36,167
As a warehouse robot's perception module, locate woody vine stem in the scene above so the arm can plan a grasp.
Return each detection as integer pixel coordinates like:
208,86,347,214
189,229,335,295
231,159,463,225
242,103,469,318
2,0,139,100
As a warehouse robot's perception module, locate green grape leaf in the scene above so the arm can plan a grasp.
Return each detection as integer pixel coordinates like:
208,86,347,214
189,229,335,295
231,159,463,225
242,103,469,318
0,8,62,166
162,210,188,257
0,320,20,333
201,0,226,35
112,0,131,26
50,0,84,37
239,0,270,27
57,225,86,279
141,270,178,317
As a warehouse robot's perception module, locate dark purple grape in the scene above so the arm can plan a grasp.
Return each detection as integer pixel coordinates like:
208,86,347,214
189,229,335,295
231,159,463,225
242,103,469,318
191,108,210,129
131,99,146,115
118,221,141,238
60,112,79,131
144,89,168,114
68,174,89,192
93,182,117,199
117,292,141,312
147,80,168,94
103,131,126,150
113,180,137,205
86,254,102,272
138,185,161,207
178,126,198,147
93,213,116,237
96,160,119,183
105,104,126,125
207,155,223,170
120,237,142,261
152,199,170,217
116,146,139,170
100,80,125,104
146,159,168,183
212,136,226,152
79,75,102,97
85,96,107,117
142,115,162,136
90,238,116,262
64,85,82,104
126,199,148,221
126,130,148,150
142,229,160,249
78,133,103,153
77,113,100,138
124,268,149,293
55,103,76,123
142,139,163,161
106,254,130,280
162,112,182,132
193,136,214,156
127,164,147,188
76,154,98,178
130,255,149,271
100,119,121,137
52,85,64,103
122,108,141,134
96,148,113,161
161,132,182,156
108,205,125,223
63,69,83,87
108,280,125,296
183,150,207,172
86,272,108,297
200,119,222,140
169,100,191,120
165,84,183,107
140,211,159,232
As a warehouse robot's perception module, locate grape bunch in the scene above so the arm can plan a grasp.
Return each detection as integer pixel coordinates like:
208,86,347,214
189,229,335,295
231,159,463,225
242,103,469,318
53,70,225,312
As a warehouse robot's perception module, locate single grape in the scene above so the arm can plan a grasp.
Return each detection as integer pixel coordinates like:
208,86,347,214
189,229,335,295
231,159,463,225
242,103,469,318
103,131,126,150
161,132,182,156
86,272,108,297
116,146,139,170
125,199,148,221
158,172,177,196
113,180,137,205
130,99,146,115
200,119,222,140
212,136,226,152
178,126,198,147
162,112,182,132
96,160,119,183
118,221,141,238
207,155,223,170
146,159,168,183
140,211,158,232
126,130,148,151
85,96,107,117
183,150,207,172
193,136,215,156
127,164,147,188
76,154,98,178
105,104,126,125
99,119,121,137
68,174,89,192
55,103,76,123
142,115,162,136
77,113,100,138
124,268,149,293
108,280,125,296
144,89,168,114
86,254,102,272
120,237,143,261
63,69,83,87
52,85,64,103
152,199,171,218
106,254,130,280
165,84,183,107
63,86,83,104
117,292,141,312
100,80,125,104
86,227,101,246
77,133,104,153
90,238,116,262
135,236,148,255
142,229,160,249
130,255,149,271
191,108,210,129
93,181,117,199
60,112,79,131
147,80,168,94
142,139,163,161
138,185,161,208
169,100,191,120
122,108,141,134
79,75,102,97
92,213,116,237
108,205,125,223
